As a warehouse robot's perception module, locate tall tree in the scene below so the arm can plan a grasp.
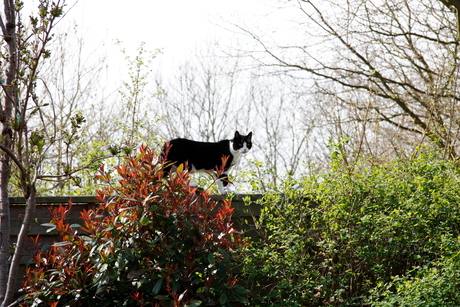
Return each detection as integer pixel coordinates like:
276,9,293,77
245,0,460,160
0,0,17,302
116,41,162,151
0,1,72,305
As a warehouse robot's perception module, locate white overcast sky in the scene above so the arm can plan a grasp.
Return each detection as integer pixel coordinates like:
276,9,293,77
66,0,287,59
49,0,298,89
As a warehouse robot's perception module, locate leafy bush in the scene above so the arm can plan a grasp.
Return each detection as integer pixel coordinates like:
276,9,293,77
369,252,460,307
20,145,248,306
241,152,460,306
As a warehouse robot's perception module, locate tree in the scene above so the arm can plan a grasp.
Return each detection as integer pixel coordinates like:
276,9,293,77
244,0,460,161
242,72,317,188
116,41,162,152
33,23,114,195
154,43,245,143
0,1,105,305
439,0,460,38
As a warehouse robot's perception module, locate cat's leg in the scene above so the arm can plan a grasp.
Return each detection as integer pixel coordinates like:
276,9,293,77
216,180,227,194
216,173,235,194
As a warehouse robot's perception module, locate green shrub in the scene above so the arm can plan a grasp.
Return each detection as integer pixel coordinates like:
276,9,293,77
241,152,460,306
20,145,248,307
369,253,460,306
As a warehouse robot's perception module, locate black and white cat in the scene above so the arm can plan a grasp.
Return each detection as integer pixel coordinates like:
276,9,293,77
161,131,253,194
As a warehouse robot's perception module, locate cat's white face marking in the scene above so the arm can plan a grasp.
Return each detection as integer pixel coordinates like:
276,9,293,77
230,142,249,155
240,142,250,154
232,142,249,155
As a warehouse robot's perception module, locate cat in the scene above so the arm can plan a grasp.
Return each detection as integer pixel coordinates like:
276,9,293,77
161,131,252,194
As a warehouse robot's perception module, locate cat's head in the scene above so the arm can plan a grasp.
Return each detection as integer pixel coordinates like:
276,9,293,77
232,131,252,154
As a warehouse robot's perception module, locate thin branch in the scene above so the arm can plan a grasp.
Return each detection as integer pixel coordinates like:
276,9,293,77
0,15,7,38
37,154,114,181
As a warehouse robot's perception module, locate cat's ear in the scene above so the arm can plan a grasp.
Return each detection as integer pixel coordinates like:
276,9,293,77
234,131,240,138
247,131,252,140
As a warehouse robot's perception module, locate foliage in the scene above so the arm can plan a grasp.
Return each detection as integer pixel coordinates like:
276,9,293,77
369,252,460,306
20,146,248,306
241,150,460,306
115,41,163,151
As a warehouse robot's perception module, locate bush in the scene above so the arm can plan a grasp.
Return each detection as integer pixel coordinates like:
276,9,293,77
241,152,460,306
20,145,248,306
369,253,460,306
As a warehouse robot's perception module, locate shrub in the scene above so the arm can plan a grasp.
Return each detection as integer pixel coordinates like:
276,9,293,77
368,253,460,307
241,152,460,306
20,145,248,306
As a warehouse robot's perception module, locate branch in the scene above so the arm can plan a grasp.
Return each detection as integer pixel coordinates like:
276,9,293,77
0,15,6,38
244,2,432,135
372,108,423,134
0,0,14,40
0,83,20,117
37,154,114,181
439,0,460,12
0,143,27,178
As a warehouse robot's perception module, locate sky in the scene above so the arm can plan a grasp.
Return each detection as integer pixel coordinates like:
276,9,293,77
38,0,300,94
65,0,283,67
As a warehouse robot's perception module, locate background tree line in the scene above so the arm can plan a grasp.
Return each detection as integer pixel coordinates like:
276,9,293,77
24,0,458,195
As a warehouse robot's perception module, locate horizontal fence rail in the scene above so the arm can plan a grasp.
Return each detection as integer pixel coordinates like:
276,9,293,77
10,194,263,266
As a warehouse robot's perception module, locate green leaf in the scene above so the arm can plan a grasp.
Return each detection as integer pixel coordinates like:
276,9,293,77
207,253,215,265
107,266,118,279
234,294,250,303
185,300,202,307
41,223,55,227
139,214,149,226
45,226,57,233
219,293,227,305
52,241,72,247
95,285,107,295
154,295,170,300
42,223,57,233
219,249,230,261
127,269,147,279
152,278,163,295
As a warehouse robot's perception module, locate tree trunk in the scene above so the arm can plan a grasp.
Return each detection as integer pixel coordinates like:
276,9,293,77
0,0,17,303
0,165,10,305
1,189,35,307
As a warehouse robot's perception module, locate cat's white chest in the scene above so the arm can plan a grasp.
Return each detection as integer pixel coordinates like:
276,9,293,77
231,151,242,167
229,143,244,168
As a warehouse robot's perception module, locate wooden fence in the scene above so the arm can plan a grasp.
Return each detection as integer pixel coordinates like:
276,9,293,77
10,194,263,265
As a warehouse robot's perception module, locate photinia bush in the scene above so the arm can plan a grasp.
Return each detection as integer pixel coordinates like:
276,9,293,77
20,145,248,307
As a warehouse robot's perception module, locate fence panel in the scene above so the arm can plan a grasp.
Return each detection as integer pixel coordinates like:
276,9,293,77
10,194,262,265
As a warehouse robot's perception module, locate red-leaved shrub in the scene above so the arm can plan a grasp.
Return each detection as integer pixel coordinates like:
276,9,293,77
20,145,248,306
